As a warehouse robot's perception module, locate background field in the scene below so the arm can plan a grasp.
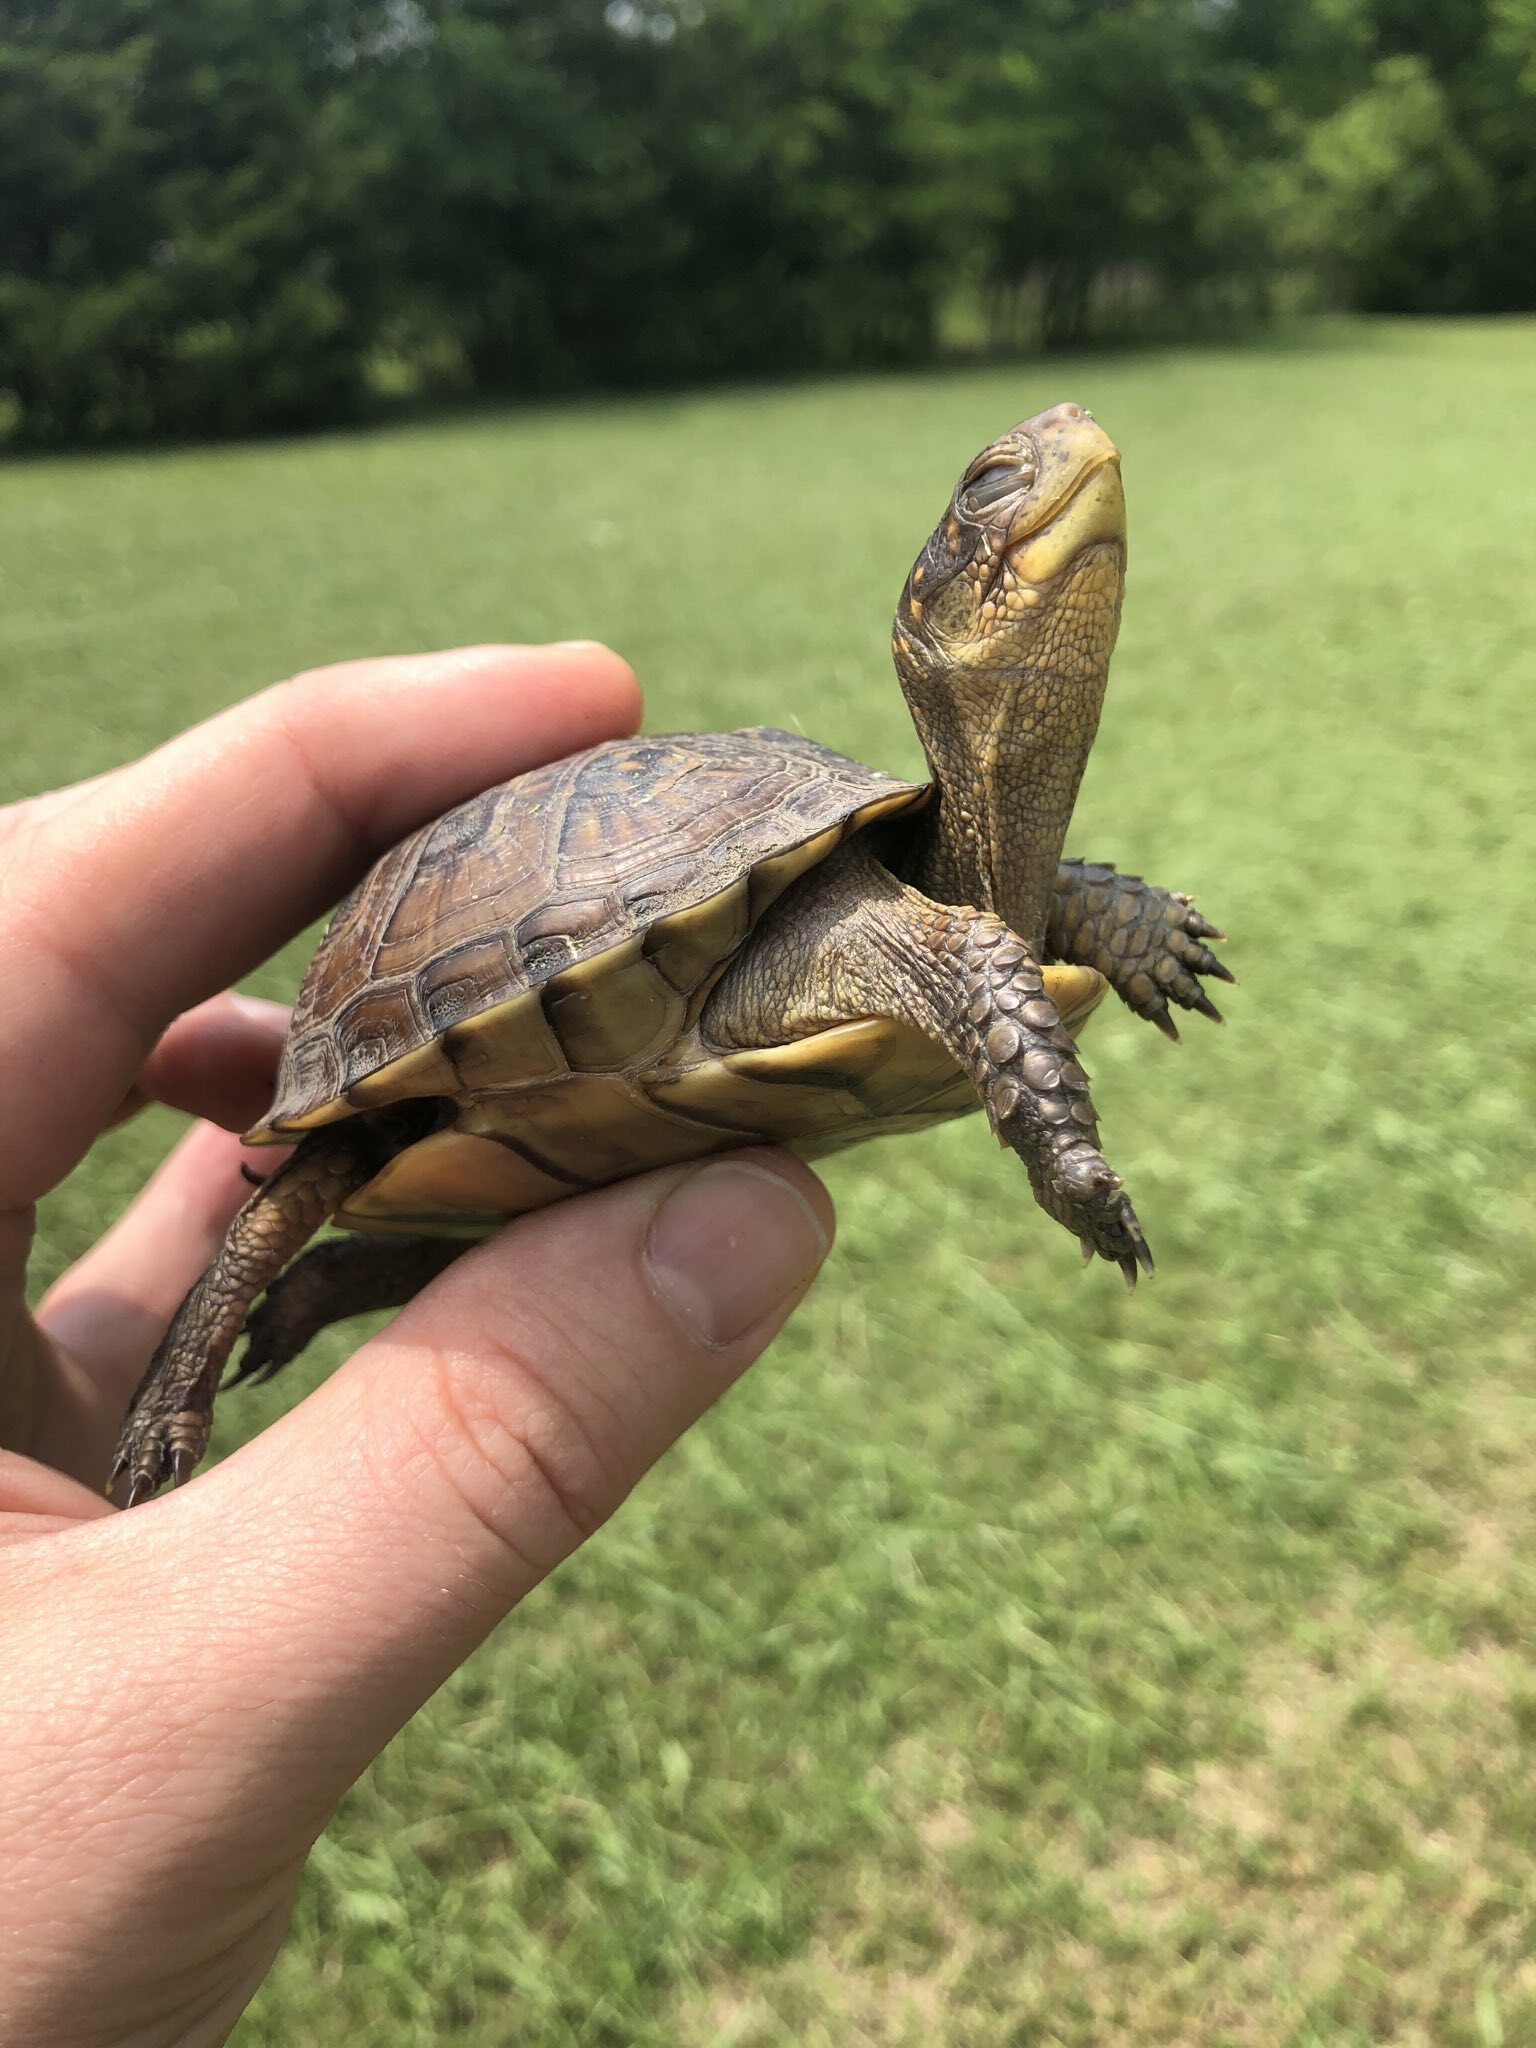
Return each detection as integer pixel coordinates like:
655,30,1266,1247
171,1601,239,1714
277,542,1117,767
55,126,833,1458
5,319,1535,2045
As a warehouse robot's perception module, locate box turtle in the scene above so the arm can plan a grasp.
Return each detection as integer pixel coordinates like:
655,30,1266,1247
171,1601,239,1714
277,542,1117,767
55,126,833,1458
112,402,1232,1503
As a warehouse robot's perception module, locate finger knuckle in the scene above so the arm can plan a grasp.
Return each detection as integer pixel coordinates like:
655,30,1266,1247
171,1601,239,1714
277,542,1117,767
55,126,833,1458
413,1334,631,1566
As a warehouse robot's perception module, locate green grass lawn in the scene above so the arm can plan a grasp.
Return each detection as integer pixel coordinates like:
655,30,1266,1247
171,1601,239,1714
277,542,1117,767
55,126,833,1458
6,317,1536,2045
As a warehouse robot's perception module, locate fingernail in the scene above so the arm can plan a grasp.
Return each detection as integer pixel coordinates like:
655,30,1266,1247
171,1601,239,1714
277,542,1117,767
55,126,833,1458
644,1159,831,1350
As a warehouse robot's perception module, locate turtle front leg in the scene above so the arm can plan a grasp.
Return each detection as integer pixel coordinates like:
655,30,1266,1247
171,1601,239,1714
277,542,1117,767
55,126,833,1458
929,910,1151,1281
1049,859,1234,1041
110,1127,380,1504
705,846,1150,1282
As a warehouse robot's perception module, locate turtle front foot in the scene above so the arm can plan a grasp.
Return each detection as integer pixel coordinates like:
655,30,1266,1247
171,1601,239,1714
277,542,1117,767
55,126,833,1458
945,924,1153,1286
1051,861,1235,1041
1045,1138,1154,1290
1133,889,1235,1042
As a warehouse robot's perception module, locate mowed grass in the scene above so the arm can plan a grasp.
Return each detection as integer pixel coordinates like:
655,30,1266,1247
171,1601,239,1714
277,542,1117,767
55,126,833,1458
5,318,1536,2045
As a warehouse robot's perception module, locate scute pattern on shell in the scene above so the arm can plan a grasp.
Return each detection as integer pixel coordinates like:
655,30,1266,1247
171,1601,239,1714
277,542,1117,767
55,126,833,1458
260,728,926,1129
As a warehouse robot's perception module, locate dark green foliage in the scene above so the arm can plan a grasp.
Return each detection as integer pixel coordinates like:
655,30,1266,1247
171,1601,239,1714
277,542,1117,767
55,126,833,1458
1,0,1533,442
0,0,409,439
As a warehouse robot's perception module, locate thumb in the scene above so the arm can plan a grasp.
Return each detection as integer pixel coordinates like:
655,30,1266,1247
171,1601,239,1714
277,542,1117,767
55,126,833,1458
91,1152,831,1843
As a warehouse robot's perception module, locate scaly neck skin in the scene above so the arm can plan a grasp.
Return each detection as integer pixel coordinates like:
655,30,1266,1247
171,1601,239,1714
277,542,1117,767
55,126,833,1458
901,548,1124,951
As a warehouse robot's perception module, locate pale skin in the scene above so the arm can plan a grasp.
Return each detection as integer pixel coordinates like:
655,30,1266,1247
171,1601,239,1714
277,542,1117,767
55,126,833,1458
0,644,836,2048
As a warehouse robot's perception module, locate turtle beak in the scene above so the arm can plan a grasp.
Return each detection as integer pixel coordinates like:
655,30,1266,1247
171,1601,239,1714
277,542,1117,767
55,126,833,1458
1007,405,1126,586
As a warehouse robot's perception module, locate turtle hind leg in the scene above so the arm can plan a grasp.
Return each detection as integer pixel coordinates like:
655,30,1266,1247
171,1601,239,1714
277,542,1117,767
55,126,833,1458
109,1126,382,1506
232,1233,468,1387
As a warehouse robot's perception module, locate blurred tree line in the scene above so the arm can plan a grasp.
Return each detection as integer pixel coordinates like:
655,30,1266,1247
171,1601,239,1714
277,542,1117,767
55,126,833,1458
2,0,1533,443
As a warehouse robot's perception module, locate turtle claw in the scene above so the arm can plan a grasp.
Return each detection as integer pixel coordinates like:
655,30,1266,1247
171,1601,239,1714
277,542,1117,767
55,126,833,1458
224,1342,273,1390
1177,901,1226,944
1150,1004,1181,1044
1047,1143,1150,1286
1110,1216,1154,1291
112,1452,159,1511
224,1325,286,1388
109,1398,214,1507
229,1295,298,1388
1158,918,1233,1027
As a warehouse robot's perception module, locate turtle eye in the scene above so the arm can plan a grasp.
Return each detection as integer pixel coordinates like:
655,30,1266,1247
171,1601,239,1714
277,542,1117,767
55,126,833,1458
962,461,1032,511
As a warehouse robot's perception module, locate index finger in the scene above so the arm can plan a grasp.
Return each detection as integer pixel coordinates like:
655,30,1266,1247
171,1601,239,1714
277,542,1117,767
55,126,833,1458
0,642,640,1206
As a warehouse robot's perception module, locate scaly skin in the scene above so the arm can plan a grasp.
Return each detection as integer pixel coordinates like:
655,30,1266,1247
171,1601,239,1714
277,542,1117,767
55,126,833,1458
234,1234,466,1387
1049,859,1234,1040
109,1129,379,1504
893,403,1127,952
704,844,1148,1278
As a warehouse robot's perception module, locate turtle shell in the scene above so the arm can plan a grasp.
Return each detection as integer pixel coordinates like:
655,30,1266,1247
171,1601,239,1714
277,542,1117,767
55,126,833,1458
250,728,1108,1236
254,726,927,1145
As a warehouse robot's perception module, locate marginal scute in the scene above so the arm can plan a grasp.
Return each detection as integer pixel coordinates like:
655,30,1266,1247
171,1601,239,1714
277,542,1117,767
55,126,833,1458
345,1036,459,1111
744,823,846,922
1041,964,1107,1033
642,881,752,996
418,936,518,1033
444,992,568,1093
544,954,686,1070
656,1018,975,1145
255,1094,355,1140
516,895,614,949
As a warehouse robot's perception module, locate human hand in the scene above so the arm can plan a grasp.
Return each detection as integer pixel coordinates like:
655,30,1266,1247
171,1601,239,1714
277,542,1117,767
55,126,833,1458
0,646,833,2048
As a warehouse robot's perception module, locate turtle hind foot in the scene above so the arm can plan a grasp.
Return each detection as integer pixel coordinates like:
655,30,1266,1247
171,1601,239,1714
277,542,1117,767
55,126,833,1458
108,1127,383,1504
107,1393,215,1507
230,1232,469,1389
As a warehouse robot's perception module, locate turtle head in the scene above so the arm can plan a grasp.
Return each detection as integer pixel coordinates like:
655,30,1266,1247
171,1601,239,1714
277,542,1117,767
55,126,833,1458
892,403,1128,946
894,402,1126,686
